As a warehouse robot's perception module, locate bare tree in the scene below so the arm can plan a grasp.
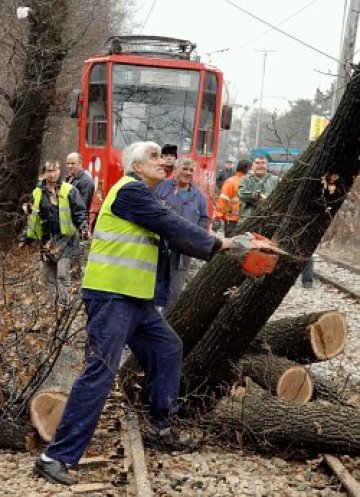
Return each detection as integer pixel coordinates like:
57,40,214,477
0,0,136,246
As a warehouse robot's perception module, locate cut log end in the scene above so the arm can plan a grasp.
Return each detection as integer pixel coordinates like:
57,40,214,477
30,389,68,442
276,366,313,404
309,311,347,360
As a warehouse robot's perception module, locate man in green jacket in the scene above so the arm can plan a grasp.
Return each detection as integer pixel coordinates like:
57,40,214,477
238,156,280,219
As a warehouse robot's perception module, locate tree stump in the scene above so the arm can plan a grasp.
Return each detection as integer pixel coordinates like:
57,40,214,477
29,389,68,441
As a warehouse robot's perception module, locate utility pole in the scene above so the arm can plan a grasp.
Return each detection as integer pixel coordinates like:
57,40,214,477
255,50,276,148
331,0,360,116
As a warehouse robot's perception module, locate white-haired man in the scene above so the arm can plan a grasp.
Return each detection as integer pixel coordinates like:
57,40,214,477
34,141,272,486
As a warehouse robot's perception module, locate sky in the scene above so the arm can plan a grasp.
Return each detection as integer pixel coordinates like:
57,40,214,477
133,0,352,115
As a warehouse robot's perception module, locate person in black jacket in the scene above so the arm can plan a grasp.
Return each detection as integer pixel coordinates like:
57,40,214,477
66,152,95,212
20,161,89,307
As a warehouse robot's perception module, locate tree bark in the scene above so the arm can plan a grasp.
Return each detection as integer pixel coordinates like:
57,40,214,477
250,310,347,363
235,353,313,403
0,420,36,451
182,68,360,391
215,379,360,456
0,0,68,246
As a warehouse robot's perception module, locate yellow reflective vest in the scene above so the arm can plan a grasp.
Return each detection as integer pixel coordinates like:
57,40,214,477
27,183,77,240
82,176,160,299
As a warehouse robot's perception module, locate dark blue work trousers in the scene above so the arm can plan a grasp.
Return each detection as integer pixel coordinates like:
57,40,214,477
45,296,183,465
301,257,314,284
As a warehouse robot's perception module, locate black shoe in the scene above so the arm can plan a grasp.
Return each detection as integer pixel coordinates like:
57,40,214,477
34,456,77,485
143,427,198,453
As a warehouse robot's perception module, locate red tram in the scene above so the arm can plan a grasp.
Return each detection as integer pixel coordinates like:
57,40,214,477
71,36,232,214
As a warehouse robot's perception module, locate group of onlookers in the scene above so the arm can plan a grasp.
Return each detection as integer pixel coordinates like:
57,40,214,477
20,148,313,312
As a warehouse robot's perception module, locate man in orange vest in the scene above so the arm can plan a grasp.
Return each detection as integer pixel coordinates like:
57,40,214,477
213,159,251,237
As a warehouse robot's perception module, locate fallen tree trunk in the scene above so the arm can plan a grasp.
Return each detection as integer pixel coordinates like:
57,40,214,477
250,310,347,363
235,353,313,403
183,67,360,391
215,379,360,456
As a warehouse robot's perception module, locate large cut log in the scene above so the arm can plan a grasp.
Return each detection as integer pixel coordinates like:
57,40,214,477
215,379,360,456
29,389,68,441
250,310,347,363
235,353,348,405
235,354,313,403
183,66,360,392
0,420,36,451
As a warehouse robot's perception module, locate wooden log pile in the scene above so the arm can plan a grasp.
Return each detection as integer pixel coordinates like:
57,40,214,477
213,310,358,455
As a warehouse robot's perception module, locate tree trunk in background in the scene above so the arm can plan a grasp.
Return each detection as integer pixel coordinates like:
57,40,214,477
182,67,360,392
0,0,68,246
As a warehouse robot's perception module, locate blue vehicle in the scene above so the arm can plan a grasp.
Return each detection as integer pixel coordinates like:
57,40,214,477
250,147,301,176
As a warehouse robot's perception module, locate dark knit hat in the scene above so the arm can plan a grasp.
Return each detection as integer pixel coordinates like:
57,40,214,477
161,144,178,158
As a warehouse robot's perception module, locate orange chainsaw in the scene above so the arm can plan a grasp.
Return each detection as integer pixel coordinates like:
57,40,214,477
229,232,295,277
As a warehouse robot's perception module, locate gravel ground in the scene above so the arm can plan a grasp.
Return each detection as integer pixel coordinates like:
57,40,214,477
0,259,359,496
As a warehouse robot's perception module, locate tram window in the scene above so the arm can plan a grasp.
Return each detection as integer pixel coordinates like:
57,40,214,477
112,65,199,152
197,73,218,155
87,64,107,147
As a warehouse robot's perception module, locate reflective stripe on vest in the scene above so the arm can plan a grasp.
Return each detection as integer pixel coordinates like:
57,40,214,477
26,183,76,240
82,176,160,299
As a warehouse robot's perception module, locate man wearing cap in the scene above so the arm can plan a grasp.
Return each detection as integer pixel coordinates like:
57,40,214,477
161,144,177,178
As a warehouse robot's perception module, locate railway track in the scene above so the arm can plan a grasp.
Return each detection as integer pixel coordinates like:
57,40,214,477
314,252,360,300
62,388,153,496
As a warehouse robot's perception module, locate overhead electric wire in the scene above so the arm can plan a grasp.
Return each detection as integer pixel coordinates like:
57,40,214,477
221,0,342,65
140,0,159,33
206,0,320,56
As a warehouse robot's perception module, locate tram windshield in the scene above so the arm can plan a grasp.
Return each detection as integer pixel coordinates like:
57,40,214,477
112,64,200,152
